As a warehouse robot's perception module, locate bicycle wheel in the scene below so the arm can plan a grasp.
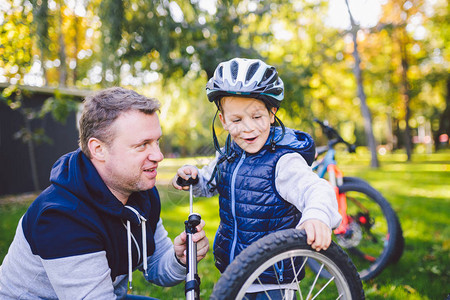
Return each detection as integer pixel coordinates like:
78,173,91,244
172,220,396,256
210,229,364,300
314,176,403,281
388,216,404,264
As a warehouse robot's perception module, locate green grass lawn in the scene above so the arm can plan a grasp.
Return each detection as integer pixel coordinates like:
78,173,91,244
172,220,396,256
1,151,449,299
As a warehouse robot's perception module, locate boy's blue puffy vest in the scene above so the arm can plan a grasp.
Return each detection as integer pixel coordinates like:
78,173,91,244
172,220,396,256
213,127,315,283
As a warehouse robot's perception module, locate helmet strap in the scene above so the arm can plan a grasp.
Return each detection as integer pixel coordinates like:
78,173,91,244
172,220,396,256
208,110,236,192
269,114,286,152
212,110,232,157
212,110,224,156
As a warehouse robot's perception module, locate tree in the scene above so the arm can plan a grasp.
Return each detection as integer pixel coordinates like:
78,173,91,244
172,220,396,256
344,0,379,167
377,0,426,160
30,0,49,82
1,0,448,156
422,0,450,149
0,2,34,84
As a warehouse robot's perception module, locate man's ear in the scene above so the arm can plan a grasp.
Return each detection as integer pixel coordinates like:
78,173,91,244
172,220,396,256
218,112,228,130
88,137,106,162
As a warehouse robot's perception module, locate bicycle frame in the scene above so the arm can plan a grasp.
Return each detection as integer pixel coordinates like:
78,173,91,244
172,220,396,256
176,176,201,300
313,146,349,235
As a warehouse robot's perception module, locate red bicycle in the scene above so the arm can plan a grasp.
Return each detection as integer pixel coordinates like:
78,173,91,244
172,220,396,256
310,119,404,281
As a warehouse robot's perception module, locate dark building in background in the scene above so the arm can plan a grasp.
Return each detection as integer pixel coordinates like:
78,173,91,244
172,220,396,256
0,83,90,196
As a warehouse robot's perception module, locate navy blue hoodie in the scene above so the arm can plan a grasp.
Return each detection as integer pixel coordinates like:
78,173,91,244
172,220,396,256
0,149,185,299
23,148,160,278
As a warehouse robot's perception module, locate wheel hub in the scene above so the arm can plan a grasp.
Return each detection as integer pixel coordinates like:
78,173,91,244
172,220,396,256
336,221,363,248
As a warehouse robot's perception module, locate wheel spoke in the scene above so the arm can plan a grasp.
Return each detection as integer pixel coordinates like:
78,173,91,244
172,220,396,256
348,246,377,262
290,256,305,300
254,277,272,299
272,263,281,286
311,276,335,300
334,178,402,280
347,195,369,213
361,227,378,243
306,263,324,299
210,229,364,299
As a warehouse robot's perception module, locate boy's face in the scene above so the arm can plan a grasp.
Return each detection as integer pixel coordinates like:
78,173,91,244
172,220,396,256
219,96,276,154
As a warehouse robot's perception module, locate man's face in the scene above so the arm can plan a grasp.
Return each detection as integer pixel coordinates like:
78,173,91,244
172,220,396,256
101,110,164,201
219,96,275,154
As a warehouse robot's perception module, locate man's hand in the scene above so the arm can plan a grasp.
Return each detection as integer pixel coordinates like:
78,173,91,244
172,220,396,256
297,219,332,251
172,165,199,191
173,219,209,265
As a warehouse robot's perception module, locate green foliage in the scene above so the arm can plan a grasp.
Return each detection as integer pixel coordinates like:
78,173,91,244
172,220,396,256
0,195,36,261
0,2,34,79
146,74,216,157
99,0,124,85
1,0,449,157
39,91,79,124
1,85,78,141
30,0,49,58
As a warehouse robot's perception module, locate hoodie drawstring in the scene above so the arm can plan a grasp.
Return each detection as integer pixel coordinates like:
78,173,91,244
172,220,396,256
141,219,148,277
124,206,148,290
126,220,133,289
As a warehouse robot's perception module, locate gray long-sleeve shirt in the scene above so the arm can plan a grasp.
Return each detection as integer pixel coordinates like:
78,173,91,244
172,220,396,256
193,152,341,229
0,218,185,300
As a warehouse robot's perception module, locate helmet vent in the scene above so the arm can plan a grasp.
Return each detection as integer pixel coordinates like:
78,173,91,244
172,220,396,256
262,67,275,83
206,58,284,104
230,60,239,80
246,62,260,83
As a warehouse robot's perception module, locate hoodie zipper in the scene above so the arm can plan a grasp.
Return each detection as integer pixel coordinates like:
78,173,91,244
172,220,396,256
229,151,246,263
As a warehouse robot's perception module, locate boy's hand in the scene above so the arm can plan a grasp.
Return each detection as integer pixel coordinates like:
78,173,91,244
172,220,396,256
297,219,332,251
172,165,198,191
174,219,209,264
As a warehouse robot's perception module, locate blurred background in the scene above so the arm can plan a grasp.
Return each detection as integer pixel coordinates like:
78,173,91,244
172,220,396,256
1,0,449,194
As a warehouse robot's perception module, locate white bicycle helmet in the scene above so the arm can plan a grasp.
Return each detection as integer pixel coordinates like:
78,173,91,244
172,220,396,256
206,58,284,108
206,58,287,186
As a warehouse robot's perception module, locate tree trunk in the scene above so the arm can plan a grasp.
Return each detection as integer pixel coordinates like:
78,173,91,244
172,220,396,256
23,113,40,192
434,76,450,150
72,15,80,86
399,28,413,161
345,0,379,168
58,1,67,86
33,0,49,85
386,108,396,152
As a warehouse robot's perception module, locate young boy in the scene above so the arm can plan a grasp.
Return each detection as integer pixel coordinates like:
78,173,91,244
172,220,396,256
172,58,341,297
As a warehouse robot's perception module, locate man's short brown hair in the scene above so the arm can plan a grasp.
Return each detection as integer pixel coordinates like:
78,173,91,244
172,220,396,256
79,87,160,158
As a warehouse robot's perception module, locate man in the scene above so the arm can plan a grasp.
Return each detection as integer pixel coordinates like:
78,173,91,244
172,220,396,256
0,87,209,299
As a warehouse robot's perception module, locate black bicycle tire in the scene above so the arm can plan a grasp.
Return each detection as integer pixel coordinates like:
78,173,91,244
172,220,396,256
389,216,405,264
337,176,403,280
210,229,364,300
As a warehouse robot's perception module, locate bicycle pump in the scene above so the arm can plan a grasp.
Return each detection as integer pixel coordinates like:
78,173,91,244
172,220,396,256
176,176,201,300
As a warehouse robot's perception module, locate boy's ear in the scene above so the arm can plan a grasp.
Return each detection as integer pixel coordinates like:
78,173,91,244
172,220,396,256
270,107,277,123
218,112,228,130
88,137,106,162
